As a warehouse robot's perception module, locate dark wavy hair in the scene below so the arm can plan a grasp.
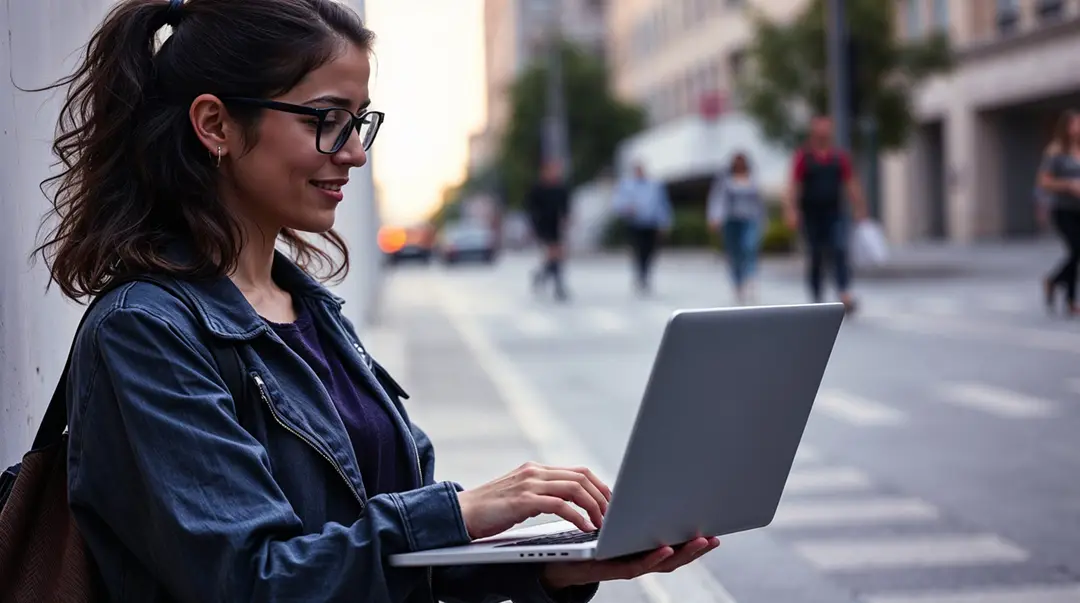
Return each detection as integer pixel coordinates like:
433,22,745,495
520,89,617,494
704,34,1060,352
32,0,376,301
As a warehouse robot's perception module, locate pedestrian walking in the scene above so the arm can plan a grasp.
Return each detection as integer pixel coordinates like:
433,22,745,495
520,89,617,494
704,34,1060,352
612,161,673,295
10,1,716,600
1039,109,1080,316
527,160,571,301
783,115,870,313
707,152,765,305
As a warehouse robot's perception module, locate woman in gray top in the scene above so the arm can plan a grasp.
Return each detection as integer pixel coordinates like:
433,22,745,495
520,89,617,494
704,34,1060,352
1038,110,1080,316
707,153,766,304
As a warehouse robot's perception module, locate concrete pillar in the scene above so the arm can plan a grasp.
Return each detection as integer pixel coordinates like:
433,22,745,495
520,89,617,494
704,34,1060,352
0,0,381,467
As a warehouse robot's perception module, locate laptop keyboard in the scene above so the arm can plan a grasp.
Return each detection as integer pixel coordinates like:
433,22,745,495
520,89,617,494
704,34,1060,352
494,528,599,548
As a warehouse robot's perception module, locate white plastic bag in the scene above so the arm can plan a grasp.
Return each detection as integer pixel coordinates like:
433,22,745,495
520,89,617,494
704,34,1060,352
851,220,889,268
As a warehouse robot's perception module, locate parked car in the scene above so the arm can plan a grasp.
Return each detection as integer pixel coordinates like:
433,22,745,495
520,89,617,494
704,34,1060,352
379,224,434,264
437,222,497,265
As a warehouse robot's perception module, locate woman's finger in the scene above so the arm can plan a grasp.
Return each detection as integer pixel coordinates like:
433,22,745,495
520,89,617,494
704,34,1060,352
539,469,609,516
615,547,676,580
531,495,596,533
650,538,714,573
568,465,613,502
534,480,604,529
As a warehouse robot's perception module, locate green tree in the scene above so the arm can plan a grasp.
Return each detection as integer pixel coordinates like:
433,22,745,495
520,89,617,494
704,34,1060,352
739,0,952,151
498,42,646,208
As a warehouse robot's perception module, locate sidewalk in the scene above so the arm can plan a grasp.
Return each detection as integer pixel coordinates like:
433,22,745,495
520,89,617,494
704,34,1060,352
364,292,655,603
559,238,1063,281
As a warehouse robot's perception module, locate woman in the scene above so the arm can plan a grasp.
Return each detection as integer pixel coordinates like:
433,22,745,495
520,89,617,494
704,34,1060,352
35,1,718,601
1039,110,1080,316
707,153,766,305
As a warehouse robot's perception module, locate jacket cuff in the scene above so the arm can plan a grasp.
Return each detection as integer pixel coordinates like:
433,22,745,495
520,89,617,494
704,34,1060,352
390,481,471,552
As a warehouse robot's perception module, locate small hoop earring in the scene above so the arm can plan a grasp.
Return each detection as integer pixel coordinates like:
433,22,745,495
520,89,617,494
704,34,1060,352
216,146,222,168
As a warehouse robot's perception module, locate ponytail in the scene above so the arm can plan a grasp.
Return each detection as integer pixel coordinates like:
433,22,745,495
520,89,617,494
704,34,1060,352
37,0,188,300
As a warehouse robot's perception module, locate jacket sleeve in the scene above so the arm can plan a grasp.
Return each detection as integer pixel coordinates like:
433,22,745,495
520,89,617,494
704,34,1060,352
409,423,599,603
67,305,472,603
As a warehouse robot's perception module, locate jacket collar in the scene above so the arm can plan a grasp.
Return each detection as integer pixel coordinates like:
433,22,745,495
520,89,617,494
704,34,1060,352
160,241,346,341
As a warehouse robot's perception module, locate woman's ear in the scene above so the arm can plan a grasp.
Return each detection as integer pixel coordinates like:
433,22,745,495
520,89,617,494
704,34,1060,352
189,94,233,160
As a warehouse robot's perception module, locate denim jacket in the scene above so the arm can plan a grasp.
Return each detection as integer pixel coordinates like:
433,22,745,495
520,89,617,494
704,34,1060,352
65,247,599,603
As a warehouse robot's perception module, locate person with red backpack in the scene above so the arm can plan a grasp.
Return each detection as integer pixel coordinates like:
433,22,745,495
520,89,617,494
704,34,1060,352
783,115,870,313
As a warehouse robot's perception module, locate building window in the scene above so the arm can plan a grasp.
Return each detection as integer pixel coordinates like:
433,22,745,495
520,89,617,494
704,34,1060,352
1037,0,1064,22
995,0,1020,35
932,0,949,31
904,0,921,38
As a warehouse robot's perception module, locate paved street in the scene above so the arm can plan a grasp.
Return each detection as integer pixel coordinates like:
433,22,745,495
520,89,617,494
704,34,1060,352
365,245,1080,603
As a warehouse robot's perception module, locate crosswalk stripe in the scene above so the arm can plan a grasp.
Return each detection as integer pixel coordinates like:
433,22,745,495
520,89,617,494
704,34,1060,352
583,308,629,334
863,584,1080,603
862,311,1080,355
983,294,1028,314
794,445,821,464
772,497,939,528
518,312,559,337
814,390,906,426
792,533,1028,571
1067,378,1080,396
912,297,962,316
939,382,1057,419
783,467,873,495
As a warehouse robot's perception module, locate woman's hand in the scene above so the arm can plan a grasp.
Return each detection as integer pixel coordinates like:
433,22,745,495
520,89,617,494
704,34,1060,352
456,462,612,540
541,537,721,591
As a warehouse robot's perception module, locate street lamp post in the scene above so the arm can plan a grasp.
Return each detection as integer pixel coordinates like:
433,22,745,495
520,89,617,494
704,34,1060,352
825,0,852,152
542,0,570,184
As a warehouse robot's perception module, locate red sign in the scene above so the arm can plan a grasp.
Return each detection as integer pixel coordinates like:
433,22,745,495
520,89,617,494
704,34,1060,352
699,90,726,121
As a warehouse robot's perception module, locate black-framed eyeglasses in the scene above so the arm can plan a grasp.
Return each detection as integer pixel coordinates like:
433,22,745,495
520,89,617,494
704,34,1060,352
221,97,385,154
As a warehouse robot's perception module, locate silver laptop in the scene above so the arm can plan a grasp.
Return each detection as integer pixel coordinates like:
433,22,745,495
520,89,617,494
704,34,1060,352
389,303,845,567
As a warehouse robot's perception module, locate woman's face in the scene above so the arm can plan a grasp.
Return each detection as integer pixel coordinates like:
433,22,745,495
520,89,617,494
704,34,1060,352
1069,115,1080,141
225,42,372,235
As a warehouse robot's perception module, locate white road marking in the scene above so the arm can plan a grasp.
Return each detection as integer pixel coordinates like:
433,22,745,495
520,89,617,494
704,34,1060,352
815,390,906,426
794,445,821,464
772,497,939,529
912,296,962,316
518,311,560,338
436,281,738,603
583,308,630,334
939,382,1057,419
862,311,1080,355
1066,378,1080,396
783,467,873,495
793,533,1028,571
864,583,1080,603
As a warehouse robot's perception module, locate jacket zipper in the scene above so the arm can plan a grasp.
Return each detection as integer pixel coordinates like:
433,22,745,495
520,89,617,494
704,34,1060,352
349,339,424,486
252,373,365,508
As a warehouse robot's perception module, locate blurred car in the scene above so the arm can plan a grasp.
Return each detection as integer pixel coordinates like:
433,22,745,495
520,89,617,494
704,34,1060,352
437,222,498,265
379,224,434,265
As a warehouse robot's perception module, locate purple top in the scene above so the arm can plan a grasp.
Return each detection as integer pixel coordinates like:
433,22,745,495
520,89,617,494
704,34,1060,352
267,301,410,497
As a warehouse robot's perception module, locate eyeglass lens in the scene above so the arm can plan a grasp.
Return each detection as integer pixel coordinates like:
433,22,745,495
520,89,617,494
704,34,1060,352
319,109,382,154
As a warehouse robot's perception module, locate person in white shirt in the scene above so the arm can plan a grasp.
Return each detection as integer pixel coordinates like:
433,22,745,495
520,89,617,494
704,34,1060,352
612,162,673,295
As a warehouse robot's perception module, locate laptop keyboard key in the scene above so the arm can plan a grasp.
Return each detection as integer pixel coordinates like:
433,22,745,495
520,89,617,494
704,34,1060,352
494,529,599,548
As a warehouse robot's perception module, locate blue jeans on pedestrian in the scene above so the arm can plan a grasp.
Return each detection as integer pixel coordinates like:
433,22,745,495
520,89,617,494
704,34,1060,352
723,218,760,287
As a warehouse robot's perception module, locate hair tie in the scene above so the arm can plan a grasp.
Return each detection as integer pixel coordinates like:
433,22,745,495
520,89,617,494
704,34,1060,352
164,0,183,27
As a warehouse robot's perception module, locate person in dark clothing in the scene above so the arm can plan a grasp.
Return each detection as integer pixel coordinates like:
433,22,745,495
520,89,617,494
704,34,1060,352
528,160,571,300
1039,109,1080,316
784,115,869,312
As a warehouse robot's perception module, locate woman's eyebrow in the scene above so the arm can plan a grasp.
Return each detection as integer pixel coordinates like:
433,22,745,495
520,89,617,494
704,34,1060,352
304,95,372,112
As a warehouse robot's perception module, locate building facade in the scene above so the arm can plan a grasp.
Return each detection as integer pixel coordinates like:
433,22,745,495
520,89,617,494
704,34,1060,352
883,0,1080,244
604,0,807,198
471,0,607,172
